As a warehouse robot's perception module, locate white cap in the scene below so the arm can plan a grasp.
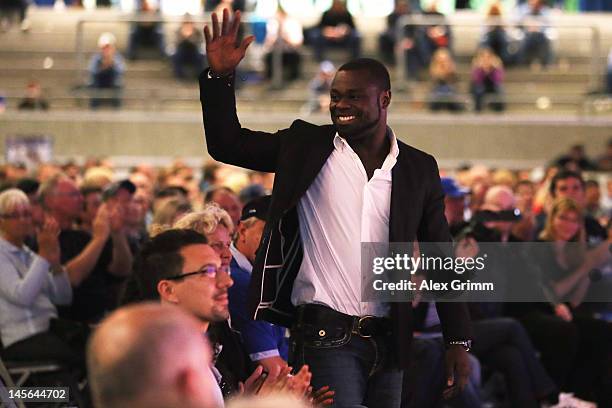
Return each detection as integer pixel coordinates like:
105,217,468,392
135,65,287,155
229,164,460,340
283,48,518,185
98,32,116,48
320,60,335,74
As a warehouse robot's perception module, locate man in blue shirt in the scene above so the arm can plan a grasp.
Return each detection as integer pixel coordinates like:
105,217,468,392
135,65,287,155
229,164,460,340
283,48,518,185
228,195,289,374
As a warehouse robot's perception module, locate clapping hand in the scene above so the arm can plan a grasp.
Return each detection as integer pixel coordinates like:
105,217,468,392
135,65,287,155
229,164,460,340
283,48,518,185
92,204,112,241
37,214,61,267
203,8,255,76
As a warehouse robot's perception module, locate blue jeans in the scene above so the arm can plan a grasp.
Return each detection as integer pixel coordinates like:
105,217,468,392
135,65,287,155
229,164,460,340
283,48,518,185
294,334,403,408
472,317,557,407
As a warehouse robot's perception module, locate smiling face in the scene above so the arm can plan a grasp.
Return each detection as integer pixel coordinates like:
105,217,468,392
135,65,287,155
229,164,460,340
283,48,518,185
0,202,33,245
329,69,389,141
553,177,585,207
163,244,233,324
552,209,581,242
206,225,232,270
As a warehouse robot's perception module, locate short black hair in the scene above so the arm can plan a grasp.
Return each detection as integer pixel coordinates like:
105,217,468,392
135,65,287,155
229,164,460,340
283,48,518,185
133,229,207,301
585,179,599,188
204,186,235,203
16,178,40,196
154,186,188,200
337,58,391,92
549,169,585,197
80,185,103,197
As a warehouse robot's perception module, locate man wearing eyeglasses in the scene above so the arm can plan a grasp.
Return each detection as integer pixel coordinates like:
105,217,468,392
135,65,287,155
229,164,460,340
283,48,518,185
134,228,251,398
38,174,133,324
133,229,320,402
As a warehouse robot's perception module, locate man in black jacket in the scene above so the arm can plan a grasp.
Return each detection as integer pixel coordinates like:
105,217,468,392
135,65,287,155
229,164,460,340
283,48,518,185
200,9,472,407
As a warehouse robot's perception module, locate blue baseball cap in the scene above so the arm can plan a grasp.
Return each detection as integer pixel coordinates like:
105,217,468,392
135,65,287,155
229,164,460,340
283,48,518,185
441,177,469,198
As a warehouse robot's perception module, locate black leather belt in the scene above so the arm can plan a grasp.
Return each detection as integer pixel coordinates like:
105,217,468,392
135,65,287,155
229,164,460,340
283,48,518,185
296,304,392,340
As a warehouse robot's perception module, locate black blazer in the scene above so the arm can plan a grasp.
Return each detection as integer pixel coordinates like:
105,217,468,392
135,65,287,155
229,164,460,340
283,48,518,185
199,70,472,368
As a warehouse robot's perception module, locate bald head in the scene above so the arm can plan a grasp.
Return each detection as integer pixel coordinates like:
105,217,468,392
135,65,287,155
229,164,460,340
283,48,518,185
87,303,223,408
481,185,516,239
482,185,515,212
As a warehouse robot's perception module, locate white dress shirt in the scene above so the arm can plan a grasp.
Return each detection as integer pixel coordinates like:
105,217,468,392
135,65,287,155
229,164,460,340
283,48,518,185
291,129,399,317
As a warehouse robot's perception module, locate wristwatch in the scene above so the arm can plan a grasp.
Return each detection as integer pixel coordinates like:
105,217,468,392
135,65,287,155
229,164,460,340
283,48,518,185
207,69,232,79
447,340,472,352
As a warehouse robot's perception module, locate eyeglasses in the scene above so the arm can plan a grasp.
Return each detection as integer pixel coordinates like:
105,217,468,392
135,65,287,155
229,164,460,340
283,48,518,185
209,241,231,253
165,264,230,281
0,211,32,220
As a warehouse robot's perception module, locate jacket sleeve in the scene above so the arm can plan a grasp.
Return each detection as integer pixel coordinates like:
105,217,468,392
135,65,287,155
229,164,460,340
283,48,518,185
418,154,473,342
0,251,50,308
199,69,285,173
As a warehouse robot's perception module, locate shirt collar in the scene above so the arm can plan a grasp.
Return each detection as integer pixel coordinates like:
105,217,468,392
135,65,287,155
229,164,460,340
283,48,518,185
229,243,252,274
333,127,399,172
0,236,24,254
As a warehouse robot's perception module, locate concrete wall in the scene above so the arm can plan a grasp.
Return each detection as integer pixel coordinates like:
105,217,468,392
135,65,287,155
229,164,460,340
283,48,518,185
1,111,610,169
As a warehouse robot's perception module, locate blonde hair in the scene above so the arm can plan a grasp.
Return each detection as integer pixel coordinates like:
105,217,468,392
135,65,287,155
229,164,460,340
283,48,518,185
149,198,192,237
83,166,114,190
472,47,503,70
430,48,456,81
173,203,234,236
540,198,584,243
539,198,585,269
0,188,30,216
492,169,516,189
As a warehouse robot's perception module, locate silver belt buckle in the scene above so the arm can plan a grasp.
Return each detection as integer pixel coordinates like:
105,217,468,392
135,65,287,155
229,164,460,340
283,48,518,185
355,315,376,338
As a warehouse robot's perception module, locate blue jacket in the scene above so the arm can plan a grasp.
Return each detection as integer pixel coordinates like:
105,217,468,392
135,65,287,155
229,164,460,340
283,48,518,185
228,247,288,362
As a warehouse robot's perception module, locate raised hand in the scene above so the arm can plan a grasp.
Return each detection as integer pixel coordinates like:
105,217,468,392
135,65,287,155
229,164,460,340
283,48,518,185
203,8,255,76
37,215,61,267
92,204,112,241
108,203,125,235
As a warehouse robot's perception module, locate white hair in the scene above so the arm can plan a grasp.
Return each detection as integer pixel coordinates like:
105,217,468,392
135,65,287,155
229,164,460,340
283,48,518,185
0,188,30,215
173,203,234,235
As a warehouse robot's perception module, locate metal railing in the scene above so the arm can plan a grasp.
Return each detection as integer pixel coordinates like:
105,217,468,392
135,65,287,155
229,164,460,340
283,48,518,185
394,15,602,90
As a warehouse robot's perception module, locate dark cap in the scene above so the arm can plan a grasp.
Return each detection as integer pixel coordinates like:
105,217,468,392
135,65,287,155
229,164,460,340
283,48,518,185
240,195,271,222
441,177,469,198
102,179,136,201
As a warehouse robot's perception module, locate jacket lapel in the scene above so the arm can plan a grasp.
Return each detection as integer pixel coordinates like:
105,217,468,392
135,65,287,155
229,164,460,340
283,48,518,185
389,145,412,242
286,126,336,211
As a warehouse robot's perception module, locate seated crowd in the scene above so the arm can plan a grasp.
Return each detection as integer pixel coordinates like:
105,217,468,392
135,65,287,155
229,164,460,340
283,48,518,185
7,0,611,113
0,137,610,407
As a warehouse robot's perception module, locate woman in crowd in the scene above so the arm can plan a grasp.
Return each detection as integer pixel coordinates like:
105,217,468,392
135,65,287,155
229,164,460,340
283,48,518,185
519,198,612,406
0,189,84,369
173,203,233,271
471,47,505,112
428,48,464,112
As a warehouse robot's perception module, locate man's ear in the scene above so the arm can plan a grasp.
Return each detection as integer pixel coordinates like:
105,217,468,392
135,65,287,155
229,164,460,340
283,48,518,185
381,90,391,109
158,280,179,304
236,223,248,244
